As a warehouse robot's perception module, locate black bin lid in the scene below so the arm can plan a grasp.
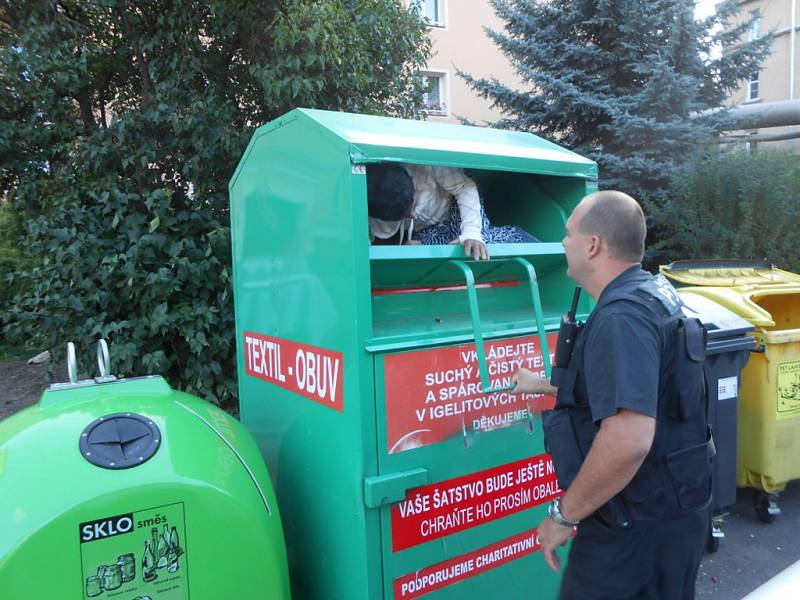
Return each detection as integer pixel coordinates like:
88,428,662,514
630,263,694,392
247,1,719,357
679,292,755,339
79,413,161,469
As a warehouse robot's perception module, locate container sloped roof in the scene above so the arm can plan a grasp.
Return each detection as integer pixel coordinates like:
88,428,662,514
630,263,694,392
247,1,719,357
249,108,598,180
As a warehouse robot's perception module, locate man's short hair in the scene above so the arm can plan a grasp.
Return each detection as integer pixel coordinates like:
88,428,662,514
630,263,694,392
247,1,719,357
578,191,646,262
367,163,414,221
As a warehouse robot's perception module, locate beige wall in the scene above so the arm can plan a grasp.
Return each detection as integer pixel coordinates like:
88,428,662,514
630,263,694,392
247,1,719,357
421,1,800,126
421,0,523,124
727,0,800,105
724,0,800,149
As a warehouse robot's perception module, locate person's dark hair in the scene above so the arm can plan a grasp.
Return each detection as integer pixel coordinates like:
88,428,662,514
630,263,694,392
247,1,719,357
367,163,414,221
578,191,646,262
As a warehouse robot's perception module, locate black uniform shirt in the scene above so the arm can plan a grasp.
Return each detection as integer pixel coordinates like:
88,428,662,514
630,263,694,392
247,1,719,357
582,266,662,423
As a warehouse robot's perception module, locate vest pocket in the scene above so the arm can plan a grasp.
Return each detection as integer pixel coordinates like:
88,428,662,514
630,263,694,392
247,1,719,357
664,441,712,511
542,409,584,490
670,317,707,421
553,363,577,408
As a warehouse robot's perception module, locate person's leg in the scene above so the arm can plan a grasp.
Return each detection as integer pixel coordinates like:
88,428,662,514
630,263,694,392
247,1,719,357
637,509,708,600
558,517,654,600
418,200,461,245
420,196,542,244
477,197,540,243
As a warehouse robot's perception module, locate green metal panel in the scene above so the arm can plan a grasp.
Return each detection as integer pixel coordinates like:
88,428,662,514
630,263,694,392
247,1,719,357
373,341,568,600
471,171,586,243
286,109,597,179
229,109,597,599
0,377,289,600
368,245,592,353
230,114,382,599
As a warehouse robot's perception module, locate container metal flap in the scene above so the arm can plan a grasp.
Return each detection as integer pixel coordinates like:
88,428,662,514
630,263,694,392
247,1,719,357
294,108,598,178
661,260,800,287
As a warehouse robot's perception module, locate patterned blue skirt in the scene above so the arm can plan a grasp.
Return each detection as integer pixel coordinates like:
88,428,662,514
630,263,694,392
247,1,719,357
416,198,538,245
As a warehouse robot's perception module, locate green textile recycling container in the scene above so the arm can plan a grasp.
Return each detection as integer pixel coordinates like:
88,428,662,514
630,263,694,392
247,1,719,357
662,260,800,521
0,343,290,599
229,108,596,599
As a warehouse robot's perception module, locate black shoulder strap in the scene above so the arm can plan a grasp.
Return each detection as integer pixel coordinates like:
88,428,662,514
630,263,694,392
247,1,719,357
597,273,683,317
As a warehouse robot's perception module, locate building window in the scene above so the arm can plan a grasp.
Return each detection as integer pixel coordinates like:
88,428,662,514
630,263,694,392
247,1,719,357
748,70,759,101
745,12,760,102
418,0,444,27
749,12,760,41
421,72,447,115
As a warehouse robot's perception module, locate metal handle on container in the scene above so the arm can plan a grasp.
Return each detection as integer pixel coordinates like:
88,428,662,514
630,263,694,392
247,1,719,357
512,257,553,381
450,257,552,394
67,342,78,384
97,339,110,377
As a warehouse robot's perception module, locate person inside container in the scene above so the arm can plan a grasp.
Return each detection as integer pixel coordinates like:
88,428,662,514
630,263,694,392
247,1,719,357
366,163,537,260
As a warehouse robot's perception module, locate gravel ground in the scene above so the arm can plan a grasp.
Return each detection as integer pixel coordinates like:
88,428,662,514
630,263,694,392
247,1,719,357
697,482,800,598
0,358,50,420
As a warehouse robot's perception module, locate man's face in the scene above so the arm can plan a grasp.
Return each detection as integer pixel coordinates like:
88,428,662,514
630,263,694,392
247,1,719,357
562,203,591,284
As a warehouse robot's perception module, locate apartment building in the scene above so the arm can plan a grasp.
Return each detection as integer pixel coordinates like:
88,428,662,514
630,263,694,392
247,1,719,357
724,0,800,148
415,0,521,124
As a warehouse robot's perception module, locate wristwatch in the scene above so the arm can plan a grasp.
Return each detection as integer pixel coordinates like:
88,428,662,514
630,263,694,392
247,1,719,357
548,497,580,528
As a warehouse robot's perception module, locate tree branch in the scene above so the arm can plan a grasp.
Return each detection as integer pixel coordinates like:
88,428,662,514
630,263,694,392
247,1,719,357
75,87,97,132
121,4,153,106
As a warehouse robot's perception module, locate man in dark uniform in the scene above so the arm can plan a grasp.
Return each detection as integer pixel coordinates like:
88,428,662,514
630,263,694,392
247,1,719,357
513,191,711,599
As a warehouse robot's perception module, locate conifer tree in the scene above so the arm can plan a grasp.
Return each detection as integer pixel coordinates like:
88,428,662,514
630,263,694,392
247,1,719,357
463,0,771,202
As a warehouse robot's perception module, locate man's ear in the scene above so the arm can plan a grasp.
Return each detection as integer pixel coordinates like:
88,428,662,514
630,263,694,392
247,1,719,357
586,234,601,259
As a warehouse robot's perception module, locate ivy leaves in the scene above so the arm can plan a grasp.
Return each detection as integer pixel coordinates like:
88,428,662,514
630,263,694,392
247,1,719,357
1,0,429,406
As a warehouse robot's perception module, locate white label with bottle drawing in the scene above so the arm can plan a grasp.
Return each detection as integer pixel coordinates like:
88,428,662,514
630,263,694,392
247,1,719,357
79,502,189,599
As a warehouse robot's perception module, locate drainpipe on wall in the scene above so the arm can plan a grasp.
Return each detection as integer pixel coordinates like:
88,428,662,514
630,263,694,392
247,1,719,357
792,0,797,99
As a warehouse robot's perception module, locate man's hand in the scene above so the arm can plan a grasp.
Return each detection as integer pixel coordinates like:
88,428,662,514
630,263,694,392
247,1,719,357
512,368,557,395
464,239,489,260
450,237,489,260
537,515,574,572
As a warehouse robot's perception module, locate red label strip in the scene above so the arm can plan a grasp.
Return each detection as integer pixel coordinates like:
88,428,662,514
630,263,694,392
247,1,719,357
372,280,519,296
393,528,541,599
243,331,344,412
391,454,561,552
384,334,557,454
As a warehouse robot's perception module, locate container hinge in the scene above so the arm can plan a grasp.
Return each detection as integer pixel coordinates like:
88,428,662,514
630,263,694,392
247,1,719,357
363,468,429,508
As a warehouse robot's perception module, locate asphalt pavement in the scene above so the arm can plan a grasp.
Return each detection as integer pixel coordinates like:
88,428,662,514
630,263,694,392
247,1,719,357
697,482,800,598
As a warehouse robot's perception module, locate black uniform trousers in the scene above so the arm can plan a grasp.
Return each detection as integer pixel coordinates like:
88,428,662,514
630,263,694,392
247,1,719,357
558,508,708,600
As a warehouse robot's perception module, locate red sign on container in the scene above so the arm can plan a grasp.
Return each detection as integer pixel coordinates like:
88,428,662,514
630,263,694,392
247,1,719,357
243,331,344,411
391,454,561,552
384,334,557,453
394,528,544,599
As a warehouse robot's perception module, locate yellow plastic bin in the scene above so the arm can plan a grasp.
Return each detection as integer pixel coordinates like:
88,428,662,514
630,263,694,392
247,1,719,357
662,260,800,522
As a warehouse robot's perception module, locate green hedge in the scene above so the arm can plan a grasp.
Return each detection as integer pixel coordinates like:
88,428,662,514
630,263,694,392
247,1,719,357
651,149,800,273
0,0,430,405
0,200,29,339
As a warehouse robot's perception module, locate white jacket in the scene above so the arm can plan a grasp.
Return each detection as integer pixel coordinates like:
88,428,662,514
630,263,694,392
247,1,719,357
369,165,483,243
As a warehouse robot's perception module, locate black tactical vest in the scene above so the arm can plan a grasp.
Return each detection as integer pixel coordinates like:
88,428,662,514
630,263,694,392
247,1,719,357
544,271,712,523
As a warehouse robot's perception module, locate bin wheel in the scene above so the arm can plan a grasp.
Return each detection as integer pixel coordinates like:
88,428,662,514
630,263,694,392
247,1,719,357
753,490,781,524
706,527,720,553
706,513,724,554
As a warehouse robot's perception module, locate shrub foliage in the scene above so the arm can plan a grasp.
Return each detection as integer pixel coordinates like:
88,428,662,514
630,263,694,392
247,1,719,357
0,0,430,404
653,150,800,272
